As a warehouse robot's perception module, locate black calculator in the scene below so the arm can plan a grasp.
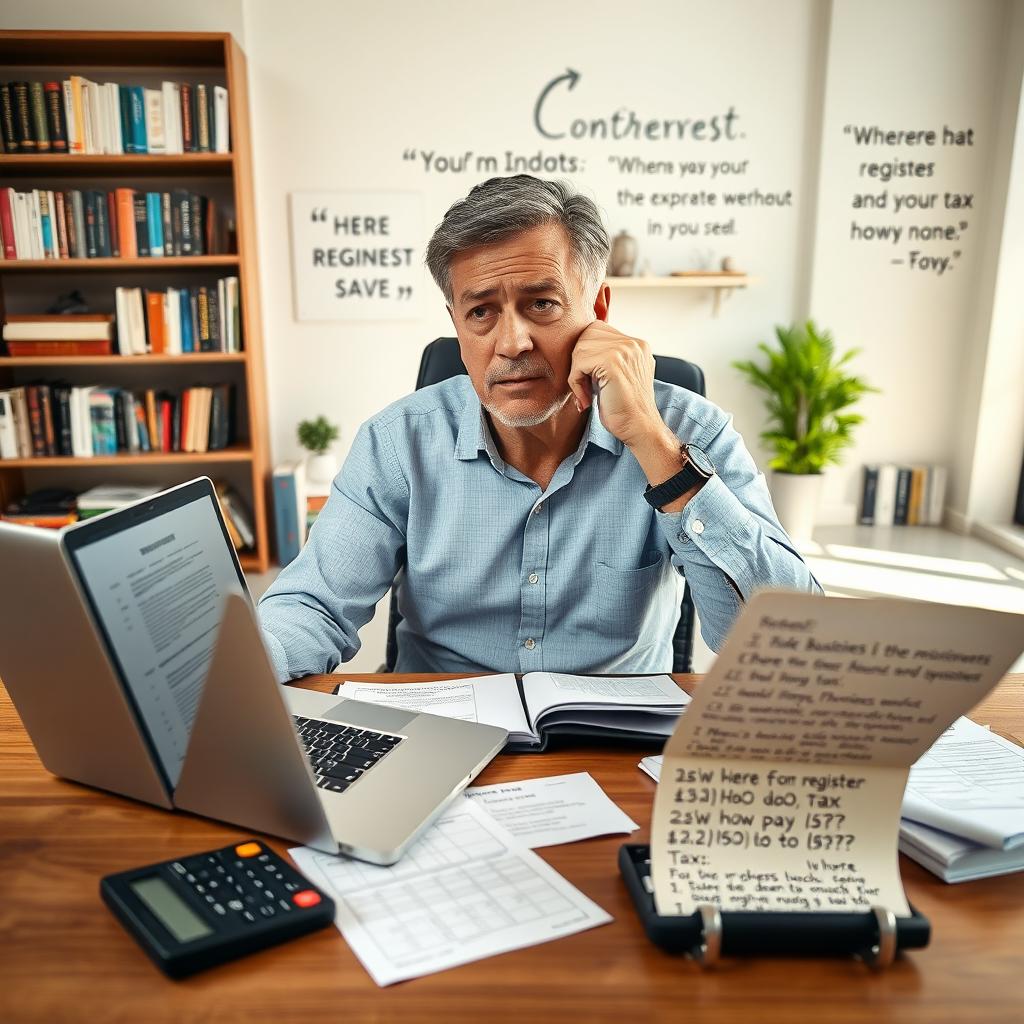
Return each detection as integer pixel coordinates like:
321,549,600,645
101,839,335,978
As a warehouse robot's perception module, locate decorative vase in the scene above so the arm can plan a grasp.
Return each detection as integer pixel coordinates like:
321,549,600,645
769,471,824,543
305,451,339,488
608,230,638,276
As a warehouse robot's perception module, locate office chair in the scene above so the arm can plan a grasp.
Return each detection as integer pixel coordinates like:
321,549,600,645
384,337,707,674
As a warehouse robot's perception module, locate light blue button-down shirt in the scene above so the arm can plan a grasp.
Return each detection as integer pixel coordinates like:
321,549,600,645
258,375,821,680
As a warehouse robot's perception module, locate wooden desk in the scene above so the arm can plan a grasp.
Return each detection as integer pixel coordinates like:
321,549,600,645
1,673,1023,1024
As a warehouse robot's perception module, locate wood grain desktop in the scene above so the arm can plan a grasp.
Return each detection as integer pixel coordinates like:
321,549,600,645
1,673,1022,1023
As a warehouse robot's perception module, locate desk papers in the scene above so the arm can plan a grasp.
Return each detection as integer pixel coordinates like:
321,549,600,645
898,818,1024,882
465,772,639,848
650,592,1024,918
903,716,1024,848
289,796,611,986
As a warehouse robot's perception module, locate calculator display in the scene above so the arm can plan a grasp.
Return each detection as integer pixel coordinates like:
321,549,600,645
130,875,213,943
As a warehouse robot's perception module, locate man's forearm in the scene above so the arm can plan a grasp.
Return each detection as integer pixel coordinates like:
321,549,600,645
626,419,705,513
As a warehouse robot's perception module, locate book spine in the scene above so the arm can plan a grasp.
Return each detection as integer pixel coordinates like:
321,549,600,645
25,385,46,457
113,391,127,451
84,191,98,258
38,384,56,455
274,471,301,566
54,386,73,456
38,190,54,258
208,279,221,351
70,190,86,259
105,189,119,258
13,82,35,151
43,81,68,152
0,189,16,259
180,83,194,152
0,84,18,152
190,193,204,255
893,468,912,526
177,190,193,254
129,86,147,153
161,192,173,257
133,193,149,257
197,286,211,351
54,190,69,258
29,82,50,151
195,83,210,152
859,466,878,526
94,189,112,258
146,192,164,256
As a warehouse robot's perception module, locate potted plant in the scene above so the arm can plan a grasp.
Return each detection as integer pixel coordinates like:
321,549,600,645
298,415,341,487
732,320,877,541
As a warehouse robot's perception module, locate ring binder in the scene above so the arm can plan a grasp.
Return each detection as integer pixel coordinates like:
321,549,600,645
619,845,930,968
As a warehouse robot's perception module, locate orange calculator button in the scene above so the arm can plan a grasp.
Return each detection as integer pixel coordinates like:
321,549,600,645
235,842,262,858
292,890,321,909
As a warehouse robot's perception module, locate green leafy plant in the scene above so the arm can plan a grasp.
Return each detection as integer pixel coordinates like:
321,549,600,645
732,321,877,475
297,416,340,456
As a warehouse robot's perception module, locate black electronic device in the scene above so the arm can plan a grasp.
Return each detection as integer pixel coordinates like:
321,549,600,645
619,844,930,967
100,839,335,978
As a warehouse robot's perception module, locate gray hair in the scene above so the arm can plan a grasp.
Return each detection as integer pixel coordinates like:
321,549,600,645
425,175,610,305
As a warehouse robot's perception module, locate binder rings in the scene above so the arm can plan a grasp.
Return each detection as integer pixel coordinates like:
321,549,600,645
619,845,931,968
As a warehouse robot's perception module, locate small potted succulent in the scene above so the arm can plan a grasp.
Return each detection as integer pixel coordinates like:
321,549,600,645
732,321,877,541
298,415,341,487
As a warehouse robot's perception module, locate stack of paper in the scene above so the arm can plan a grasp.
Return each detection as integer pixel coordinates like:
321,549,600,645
899,717,1024,882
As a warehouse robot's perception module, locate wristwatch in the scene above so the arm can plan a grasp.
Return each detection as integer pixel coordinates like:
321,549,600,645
643,443,716,510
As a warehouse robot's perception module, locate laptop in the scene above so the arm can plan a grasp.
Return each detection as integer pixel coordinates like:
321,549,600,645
0,477,508,864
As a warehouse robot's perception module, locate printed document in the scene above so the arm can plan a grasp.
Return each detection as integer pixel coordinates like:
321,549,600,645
465,772,639,848
290,795,611,985
650,592,1024,918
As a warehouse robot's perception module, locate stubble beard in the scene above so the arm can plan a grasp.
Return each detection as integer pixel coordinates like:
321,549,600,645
484,388,573,428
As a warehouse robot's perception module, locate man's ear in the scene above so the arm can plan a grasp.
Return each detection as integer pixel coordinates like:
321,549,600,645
593,283,611,322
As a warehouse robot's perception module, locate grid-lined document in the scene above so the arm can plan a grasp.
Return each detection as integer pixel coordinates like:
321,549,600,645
290,795,611,985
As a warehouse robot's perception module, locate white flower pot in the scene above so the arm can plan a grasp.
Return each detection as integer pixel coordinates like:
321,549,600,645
769,471,824,543
305,451,339,488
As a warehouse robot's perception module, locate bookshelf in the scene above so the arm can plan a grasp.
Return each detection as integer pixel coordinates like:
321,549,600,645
0,30,271,572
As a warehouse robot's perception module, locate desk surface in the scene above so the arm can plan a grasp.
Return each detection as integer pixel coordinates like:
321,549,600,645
2,673,1023,1024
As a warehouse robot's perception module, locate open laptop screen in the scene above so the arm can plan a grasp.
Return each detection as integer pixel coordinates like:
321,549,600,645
62,478,249,790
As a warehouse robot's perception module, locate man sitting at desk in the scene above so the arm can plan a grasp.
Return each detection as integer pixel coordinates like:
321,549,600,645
258,175,821,679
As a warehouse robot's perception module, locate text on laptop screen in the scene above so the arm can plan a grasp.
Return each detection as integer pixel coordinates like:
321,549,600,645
69,491,245,787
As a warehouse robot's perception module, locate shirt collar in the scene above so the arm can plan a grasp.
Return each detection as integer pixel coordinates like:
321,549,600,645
455,385,623,462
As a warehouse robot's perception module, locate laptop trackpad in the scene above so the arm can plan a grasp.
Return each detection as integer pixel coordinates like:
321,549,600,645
323,698,416,731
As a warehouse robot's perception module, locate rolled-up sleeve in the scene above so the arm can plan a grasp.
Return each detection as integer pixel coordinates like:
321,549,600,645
257,420,409,681
654,407,822,651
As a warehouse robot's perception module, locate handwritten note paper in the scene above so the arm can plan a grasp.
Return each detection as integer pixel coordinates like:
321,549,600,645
651,592,1024,918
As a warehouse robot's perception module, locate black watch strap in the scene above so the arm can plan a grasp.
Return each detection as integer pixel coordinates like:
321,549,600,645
643,445,714,510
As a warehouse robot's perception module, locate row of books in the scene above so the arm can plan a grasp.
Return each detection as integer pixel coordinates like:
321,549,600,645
1,78,229,155
116,281,241,355
858,464,948,526
0,187,230,260
0,383,234,459
272,461,332,566
1,481,254,551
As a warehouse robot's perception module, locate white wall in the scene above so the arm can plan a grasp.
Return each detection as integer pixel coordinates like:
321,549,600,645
0,0,244,38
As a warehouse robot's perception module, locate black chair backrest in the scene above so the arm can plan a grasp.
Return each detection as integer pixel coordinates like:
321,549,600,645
386,337,706,673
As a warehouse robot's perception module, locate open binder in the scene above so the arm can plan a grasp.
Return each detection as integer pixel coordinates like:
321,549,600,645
619,844,930,967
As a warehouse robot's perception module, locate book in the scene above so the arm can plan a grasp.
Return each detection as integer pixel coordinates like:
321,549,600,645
272,460,307,566
76,483,161,518
893,467,912,525
926,465,947,525
0,390,19,458
3,313,114,341
899,818,1024,883
858,465,878,525
873,464,899,526
334,673,691,752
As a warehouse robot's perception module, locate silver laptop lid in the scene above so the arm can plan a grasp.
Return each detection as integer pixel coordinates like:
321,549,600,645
60,476,250,793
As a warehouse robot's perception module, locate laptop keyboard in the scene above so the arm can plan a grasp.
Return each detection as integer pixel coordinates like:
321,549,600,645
292,716,404,794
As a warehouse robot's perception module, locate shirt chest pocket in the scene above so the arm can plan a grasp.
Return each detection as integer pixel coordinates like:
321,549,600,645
590,553,671,643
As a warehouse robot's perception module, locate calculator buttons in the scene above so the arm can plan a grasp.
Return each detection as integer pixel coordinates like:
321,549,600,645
235,842,262,858
292,890,321,909
228,900,244,911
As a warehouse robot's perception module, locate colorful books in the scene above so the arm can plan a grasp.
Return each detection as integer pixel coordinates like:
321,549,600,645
0,77,229,155
0,186,230,260
0,382,234,458
272,461,307,566
858,463,948,526
2,313,114,356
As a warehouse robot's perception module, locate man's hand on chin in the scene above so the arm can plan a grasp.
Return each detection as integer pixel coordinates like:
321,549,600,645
568,321,695,509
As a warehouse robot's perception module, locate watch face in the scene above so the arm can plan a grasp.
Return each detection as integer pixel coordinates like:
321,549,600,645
686,445,715,477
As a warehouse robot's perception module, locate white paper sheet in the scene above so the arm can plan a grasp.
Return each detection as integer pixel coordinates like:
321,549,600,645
289,796,611,986
902,717,1024,848
650,592,1024,919
638,755,663,782
465,772,639,848
335,673,532,739
899,818,1024,882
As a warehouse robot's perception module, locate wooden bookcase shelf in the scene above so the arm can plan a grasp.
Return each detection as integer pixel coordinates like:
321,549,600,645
1,256,241,271
0,153,234,176
0,30,271,571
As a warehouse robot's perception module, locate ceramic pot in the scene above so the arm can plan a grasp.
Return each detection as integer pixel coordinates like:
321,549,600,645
608,230,638,276
305,451,339,488
769,471,823,543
